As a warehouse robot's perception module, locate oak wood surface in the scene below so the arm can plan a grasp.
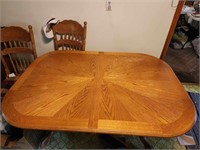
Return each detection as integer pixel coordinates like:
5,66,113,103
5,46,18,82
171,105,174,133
52,20,87,51
2,51,195,137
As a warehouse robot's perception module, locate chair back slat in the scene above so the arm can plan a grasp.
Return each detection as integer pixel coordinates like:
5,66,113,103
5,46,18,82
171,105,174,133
21,55,27,69
8,41,12,48
3,42,8,48
8,54,18,75
13,41,17,47
24,55,29,68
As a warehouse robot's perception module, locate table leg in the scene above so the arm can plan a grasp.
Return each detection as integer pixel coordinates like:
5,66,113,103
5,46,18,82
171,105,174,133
100,134,153,149
139,136,153,149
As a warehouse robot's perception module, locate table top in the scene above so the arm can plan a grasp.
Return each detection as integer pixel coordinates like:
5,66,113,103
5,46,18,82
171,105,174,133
2,51,195,137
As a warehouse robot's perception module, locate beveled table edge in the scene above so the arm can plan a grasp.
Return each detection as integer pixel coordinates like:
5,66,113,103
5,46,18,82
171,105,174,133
2,50,196,137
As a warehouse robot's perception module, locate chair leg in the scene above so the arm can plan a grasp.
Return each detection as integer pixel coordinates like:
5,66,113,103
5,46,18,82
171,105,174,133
181,40,189,49
3,125,23,147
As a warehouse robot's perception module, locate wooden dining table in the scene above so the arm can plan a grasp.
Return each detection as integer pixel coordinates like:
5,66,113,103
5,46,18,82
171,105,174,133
2,50,196,137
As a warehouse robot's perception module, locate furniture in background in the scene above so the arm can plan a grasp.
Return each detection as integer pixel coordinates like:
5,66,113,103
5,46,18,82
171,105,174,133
52,20,87,51
165,4,199,84
1,25,37,79
2,51,195,138
0,25,37,148
170,15,199,50
1,25,37,98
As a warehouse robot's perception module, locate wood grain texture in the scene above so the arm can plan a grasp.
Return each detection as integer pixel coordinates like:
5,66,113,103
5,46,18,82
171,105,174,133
2,51,196,137
52,20,87,51
1,25,37,77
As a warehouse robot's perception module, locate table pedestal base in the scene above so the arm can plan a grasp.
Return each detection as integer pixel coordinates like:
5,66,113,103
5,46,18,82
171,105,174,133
100,134,153,149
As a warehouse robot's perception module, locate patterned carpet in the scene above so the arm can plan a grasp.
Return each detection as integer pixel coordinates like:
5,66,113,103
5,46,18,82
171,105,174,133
182,83,199,93
35,131,185,149
185,92,200,149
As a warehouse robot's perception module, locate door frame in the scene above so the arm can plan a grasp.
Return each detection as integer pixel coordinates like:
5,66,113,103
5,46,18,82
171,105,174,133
160,0,185,59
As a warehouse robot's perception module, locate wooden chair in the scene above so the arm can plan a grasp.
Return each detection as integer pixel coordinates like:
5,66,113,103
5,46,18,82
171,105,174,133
0,25,37,148
1,25,37,79
52,20,87,51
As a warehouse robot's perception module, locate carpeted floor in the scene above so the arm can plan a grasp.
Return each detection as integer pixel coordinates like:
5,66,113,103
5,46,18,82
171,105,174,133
182,83,200,93
185,92,200,150
35,131,186,149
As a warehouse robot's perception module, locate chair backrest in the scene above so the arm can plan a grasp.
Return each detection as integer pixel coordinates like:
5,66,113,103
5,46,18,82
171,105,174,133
1,25,37,77
52,20,87,51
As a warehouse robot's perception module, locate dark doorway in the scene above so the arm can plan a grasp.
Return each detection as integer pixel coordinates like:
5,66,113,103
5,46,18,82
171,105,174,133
162,1,199,83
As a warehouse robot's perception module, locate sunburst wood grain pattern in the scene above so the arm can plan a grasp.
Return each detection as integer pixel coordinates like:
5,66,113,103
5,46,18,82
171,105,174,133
2,51,195,137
